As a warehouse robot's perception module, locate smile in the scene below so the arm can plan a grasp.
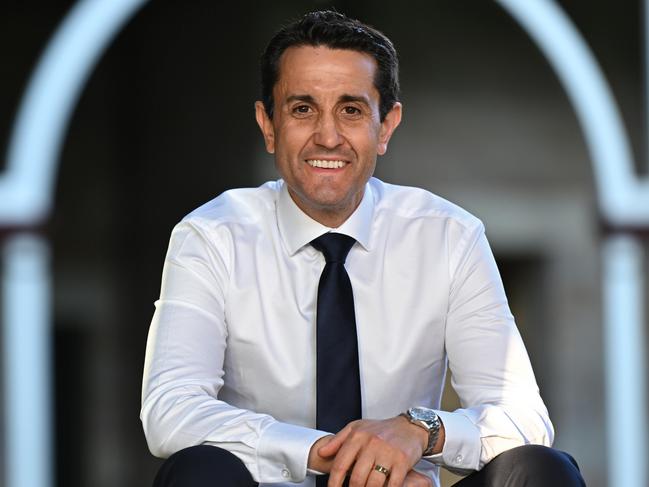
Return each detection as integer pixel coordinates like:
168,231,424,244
306,159,347,169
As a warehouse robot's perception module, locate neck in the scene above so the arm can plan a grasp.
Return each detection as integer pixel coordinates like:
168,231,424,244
288,190,362,228
309,210,352,228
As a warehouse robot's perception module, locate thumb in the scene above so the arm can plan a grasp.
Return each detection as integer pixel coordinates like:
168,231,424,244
318,425,353,457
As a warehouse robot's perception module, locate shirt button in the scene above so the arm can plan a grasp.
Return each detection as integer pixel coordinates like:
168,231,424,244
281,468,290,478
455,455,463,464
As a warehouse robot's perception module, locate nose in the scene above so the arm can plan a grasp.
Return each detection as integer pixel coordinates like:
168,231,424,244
313,113,343,148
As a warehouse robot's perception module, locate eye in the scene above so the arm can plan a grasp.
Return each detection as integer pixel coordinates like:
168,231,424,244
340,105,363,119
292,105,312,115
342,106,361,115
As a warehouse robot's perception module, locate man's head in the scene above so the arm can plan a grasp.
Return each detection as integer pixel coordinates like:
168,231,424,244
260,10,400,123
255,11,402,227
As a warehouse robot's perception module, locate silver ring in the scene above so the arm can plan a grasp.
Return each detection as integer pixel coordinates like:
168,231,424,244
374,464,390,476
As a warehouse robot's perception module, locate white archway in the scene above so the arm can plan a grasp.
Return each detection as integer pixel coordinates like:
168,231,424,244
1,2,148,487
495,2,648,486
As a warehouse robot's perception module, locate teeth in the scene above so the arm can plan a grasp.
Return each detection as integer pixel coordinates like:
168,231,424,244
306,159,346,168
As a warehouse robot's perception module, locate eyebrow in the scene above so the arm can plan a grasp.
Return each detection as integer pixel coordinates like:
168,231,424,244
284,94,371,106
286,94,316,104
338,94,371,106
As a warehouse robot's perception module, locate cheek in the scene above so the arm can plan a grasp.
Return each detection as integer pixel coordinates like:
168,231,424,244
349,128,381,156
276,123,313,153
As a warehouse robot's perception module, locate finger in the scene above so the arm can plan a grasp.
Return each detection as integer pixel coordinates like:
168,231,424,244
366,464,392,487
319,423,355,457
385,463,407,487
347,450,375,487
315,435,339,459
402,470,432,487
327,434,363,487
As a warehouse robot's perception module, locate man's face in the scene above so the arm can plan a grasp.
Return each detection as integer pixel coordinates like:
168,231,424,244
255,46,401,227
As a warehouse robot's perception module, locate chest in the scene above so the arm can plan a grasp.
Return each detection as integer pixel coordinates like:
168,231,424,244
223,241,450,380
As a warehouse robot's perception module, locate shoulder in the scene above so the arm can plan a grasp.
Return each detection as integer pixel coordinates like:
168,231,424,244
183,180,281,227
369,178,483,234
368,178,487,275
165,181,281,257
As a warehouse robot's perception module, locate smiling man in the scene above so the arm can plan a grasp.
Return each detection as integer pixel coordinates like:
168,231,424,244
254,45,400,228
141,10,586,487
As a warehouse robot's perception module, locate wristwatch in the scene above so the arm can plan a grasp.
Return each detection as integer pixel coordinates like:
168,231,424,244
401,406,441,456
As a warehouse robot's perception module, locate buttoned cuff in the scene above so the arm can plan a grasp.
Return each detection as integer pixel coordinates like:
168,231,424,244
424,411,481,473
256,422,330,483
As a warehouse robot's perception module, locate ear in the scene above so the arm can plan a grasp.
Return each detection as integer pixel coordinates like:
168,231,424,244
377,102,402,155
255,101,275,154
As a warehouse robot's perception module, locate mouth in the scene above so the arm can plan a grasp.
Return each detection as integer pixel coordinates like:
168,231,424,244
305,159,347,169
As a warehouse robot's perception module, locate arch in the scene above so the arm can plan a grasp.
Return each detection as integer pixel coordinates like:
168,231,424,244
0,2,148,487
0,0,148,226
497,0,649,226
494,2,648,486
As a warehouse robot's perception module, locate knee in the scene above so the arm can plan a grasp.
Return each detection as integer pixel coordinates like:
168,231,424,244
498,445,585,486
153,445,256,487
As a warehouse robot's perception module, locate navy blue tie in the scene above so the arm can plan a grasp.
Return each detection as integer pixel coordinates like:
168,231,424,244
311,233,361,485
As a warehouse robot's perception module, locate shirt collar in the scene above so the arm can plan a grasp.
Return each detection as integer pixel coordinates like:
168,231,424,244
277,180,374,256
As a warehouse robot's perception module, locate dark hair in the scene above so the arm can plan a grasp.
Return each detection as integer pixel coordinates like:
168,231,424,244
260,10,400,122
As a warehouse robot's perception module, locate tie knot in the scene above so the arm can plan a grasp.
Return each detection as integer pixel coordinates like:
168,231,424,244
311,233,356,264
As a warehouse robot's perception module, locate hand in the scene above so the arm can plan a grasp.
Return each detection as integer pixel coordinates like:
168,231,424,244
403,470,433,487
308,435,336,473
318,416,428,487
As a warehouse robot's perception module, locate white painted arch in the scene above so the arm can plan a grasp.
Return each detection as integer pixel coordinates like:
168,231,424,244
1,2,148,487
3,0,649,227
1,0,148,226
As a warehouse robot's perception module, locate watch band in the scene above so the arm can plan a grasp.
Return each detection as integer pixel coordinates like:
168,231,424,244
401,407,441,456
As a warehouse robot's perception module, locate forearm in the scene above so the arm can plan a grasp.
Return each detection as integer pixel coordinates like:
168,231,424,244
142,378,329,482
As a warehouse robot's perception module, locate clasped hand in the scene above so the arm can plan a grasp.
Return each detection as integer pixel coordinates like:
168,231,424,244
308,416,432,487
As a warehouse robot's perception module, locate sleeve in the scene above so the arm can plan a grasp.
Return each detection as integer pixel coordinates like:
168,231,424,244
427,223,554,474
140,221,329,483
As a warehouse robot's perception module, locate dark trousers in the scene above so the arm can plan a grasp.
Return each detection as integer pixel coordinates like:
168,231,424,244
453,445,585,486
153,444,586,487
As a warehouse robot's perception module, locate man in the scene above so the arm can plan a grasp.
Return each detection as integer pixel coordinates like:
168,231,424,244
141,10,585,487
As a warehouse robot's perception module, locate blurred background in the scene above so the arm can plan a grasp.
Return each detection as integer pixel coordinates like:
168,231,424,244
1,1,648,486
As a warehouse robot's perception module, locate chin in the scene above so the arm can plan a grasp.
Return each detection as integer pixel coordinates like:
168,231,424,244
315,199,354,214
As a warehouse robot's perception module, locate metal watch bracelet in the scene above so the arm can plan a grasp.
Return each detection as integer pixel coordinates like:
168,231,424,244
400,407,441,456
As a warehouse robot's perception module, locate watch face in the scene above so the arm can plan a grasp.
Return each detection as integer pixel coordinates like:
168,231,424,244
410,407,437,422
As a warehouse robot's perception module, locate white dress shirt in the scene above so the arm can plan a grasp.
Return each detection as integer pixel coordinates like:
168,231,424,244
141,178,553,487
